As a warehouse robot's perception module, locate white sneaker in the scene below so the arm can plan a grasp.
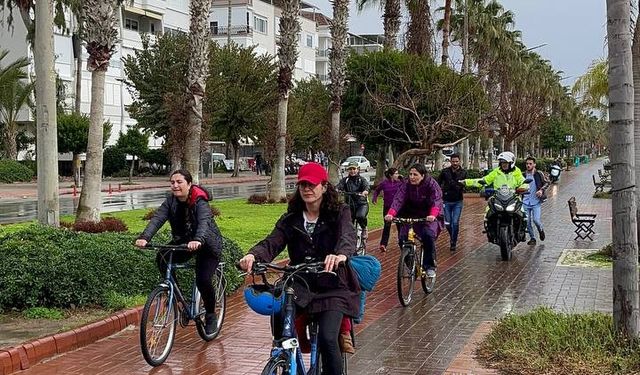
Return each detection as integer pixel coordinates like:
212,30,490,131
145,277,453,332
426,269,436,278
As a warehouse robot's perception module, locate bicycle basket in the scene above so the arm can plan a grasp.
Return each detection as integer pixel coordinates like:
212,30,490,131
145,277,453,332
243,284,284,316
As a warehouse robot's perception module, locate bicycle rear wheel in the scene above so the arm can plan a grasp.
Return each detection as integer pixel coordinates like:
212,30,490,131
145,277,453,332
195,270,227,341
419,245,436,294
396,244,416,306
140,286,177,366
260,354,291,375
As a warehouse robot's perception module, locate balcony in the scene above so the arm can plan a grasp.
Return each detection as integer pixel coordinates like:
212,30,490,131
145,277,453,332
210,25,254,37
136,0,166,14
316,48,330,58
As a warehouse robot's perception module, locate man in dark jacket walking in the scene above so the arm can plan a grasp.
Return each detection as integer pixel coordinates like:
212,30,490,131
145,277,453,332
337,162,370,239
437,153,466,252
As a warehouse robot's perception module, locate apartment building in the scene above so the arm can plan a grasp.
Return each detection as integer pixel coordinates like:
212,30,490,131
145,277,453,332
0,0,321,154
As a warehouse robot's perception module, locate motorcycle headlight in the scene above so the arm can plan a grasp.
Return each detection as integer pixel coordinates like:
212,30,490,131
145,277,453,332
492,202,504,211
506,202,517,212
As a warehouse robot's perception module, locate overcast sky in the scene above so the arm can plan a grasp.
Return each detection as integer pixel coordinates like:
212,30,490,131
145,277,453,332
310,0,606,86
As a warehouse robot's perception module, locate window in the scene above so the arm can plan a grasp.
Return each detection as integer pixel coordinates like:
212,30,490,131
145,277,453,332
306,34,313,48
125,18,139,31
210,21,218,34
254,16,267,34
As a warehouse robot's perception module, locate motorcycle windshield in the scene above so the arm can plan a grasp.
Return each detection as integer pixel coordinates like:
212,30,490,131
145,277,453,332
496,185,514,203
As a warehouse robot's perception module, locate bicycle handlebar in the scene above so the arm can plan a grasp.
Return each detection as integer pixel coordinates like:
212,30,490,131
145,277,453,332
142,243,189,251
392,217,428,224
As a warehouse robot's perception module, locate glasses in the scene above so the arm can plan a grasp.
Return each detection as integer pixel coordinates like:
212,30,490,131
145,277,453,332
298,181,319,190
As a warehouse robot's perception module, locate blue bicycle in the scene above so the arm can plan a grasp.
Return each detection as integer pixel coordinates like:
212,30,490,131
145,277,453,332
243,259,350,375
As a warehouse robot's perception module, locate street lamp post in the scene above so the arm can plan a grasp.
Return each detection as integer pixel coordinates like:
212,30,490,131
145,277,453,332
565,134,574,171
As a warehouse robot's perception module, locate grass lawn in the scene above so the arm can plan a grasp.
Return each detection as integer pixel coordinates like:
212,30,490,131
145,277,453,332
477,307,640,375
1,198,385,253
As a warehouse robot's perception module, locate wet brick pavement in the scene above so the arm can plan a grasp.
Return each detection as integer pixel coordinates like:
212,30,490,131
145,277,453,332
9,161,612,374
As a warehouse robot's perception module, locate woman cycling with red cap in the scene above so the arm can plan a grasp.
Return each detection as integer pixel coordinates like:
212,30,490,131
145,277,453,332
238,162,361,375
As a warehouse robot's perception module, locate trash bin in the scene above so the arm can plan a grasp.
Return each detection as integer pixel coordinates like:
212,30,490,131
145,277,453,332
574,156,580,168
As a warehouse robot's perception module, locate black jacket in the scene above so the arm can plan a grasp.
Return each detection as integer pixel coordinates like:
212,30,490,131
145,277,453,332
336,175,370,206
139,185,223,255
438,167,467,203
249,205,361,318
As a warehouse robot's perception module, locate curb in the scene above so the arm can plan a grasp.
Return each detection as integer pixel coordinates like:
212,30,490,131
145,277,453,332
0,307,142,375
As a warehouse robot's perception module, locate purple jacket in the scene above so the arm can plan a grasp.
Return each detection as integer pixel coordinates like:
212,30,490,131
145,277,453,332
372,178,403,212
388,175,444,238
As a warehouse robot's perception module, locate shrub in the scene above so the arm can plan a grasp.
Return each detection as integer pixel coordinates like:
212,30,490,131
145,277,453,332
0,225,244,311
72,217,128,233
23,307,65,320
248,194,268,204
19,160,37,175
0,159,35,183
103,147,127,177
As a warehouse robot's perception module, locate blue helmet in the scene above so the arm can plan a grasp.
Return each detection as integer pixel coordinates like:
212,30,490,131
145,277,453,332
243,284,284,316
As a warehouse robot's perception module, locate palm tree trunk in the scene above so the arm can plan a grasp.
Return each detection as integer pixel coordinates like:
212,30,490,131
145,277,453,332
72,152,81,187
375,143,386,184
406,0,432,57
270,98,288,198
184,0,212,184
383,0,401,51
328,0,348,184
609,0,640,339
4,124,18,160
441,0,452,65
76,69,106,223
73,34,82,113
34,0,60,226
232,142,240,177
633,0,640,255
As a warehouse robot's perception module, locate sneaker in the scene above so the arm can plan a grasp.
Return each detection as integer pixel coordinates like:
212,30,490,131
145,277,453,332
527,239,537,246
361,227,368,239
339,331,355,354
539,229,546,241
205,313,218,335
425,268,436,278
450,244,457,252
379,244,387,252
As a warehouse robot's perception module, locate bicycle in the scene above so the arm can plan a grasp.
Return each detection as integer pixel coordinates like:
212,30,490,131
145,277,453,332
392,218,436,306
341,191,368,255
139,244,227,366
244,259,350,375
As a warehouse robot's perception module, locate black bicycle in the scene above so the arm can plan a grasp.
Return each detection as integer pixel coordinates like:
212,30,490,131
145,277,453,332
245,259,350,375
139,244,227,366
393,218,436,306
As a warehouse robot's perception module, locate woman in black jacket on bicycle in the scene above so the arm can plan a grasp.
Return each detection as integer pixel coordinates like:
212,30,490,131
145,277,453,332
135,169,223,335
238,162,361,375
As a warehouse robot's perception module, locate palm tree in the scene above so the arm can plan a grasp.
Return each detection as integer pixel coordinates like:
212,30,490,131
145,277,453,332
328,0,349,183
76,0,121,223
608,0,640,339
406,0,433,57
268,0,300,200
356,0,401,51
0,53,34,160
440,0,453,65
572,58,608,114
184,0,213,184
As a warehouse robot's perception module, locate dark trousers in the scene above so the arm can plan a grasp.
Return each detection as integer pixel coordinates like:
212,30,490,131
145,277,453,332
317,310,344,375
380,206,401,247
350,203,369,230
156,248,220,313
399,224,436,270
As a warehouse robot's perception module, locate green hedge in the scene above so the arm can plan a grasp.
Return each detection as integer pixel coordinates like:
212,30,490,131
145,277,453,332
0,225,244,311
0,159,35,183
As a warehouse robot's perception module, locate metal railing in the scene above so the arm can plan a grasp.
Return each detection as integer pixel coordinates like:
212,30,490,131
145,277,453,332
209,25,254,36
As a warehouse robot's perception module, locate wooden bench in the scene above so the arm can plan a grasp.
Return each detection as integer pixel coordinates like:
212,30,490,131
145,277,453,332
592,174,610,193
568,197,596,240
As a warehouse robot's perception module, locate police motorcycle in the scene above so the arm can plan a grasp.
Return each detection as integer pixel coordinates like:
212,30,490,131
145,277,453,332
479,179,532,261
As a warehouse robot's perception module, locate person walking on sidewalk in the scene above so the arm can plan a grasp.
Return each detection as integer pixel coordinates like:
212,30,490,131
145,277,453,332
437,153,466,252
523,157,549,245
384,163,444,278
372,167,403,252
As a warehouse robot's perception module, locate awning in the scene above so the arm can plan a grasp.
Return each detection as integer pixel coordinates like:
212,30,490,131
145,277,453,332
124,6,163,21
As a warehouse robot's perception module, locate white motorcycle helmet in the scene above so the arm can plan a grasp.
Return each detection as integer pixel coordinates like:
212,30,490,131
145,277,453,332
497,151,516,169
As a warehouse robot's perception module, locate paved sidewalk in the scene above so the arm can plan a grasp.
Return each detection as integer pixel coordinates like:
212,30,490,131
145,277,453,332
8,160,612,374
0,172,290,200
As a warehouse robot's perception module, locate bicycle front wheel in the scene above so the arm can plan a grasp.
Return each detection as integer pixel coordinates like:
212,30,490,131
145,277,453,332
140,286,178,366
196,270,227,341
260,354,291,375
396,244,416,306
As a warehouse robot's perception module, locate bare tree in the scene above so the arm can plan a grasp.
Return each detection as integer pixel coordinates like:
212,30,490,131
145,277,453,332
608,0,639,339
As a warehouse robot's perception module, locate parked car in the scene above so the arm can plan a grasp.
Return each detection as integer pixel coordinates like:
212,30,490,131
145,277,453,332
340,156,371,172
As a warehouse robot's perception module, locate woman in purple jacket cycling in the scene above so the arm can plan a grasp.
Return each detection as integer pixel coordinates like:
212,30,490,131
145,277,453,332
372,167,403,252
384,163,444,278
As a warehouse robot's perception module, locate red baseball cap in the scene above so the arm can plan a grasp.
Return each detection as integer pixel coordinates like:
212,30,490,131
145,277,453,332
297,162,328,185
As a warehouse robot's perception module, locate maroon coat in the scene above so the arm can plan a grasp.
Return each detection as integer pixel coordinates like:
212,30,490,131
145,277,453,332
248,205,361,318
388,175,445,238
